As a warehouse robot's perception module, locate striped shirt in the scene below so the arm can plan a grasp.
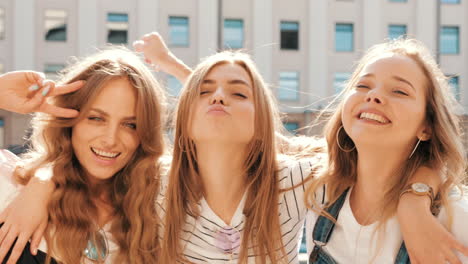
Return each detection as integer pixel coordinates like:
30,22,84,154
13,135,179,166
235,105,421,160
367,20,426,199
156,155,322,263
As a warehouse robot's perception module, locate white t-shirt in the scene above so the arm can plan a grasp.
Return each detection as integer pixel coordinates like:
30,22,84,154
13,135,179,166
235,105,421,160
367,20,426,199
0,149,119,264
305,187,468,264
157,155,321,263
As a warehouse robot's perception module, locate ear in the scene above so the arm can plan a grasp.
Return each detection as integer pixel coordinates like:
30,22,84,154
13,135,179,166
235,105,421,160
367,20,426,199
417,125,432,141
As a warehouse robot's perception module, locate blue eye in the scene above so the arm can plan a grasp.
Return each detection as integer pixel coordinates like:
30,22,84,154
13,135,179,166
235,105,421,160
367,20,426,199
124,123,137,129
88,116,103,121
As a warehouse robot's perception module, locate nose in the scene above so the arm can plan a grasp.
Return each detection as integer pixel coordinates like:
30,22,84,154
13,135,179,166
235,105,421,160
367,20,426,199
365,88,384,104
210,86,226,105
101,124,119,147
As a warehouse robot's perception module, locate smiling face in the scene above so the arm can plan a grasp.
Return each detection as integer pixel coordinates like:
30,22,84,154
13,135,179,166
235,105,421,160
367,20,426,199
71,77,140,183
341,53,430,151
190,63,255,145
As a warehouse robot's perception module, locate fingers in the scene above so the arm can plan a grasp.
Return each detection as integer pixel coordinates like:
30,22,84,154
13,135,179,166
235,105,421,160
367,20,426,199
49,80,85,96
39,103,79,118
0,226,17,263
24,71,45,86
5,234,28,264
445,250,462,264
30,220,47,256
133,40,145,52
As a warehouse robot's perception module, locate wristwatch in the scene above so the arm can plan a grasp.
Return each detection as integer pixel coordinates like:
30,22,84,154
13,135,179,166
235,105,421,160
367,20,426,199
400,182,435,205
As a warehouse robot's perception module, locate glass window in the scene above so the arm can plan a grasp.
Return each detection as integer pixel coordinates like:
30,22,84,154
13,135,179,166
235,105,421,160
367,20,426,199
280,21,299,50
167,75,182,97
335,23,353,52
441,0,460,3
440,26,459,54
0,118,4,148
0,8,5,40
44,63,65,79
334,72,351,94
448,76,460,101
44,9,67,42
388,24,407,40
278,71,299,101
169,16,189,47
223,19,243,49
107,13,128,44
284,122,299,134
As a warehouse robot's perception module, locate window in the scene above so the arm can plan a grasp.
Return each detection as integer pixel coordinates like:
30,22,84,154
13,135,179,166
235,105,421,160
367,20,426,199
44,63,65,79
441,0,460,3
107,13,128,44
335,23,353,52
388,24,407,40
334,73,351,93
280,21,299,50
440,26,459,54
389,0,407,2
167,75,182,96
278,71,299,101
284,122,299,134
0,118,4,148
223,19,243,49
169,16,189,47
448,76,460,101
44,9,67,41
0,8,4,40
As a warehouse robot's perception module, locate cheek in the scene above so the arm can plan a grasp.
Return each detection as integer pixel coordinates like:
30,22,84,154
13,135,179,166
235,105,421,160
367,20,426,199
341,95,357,123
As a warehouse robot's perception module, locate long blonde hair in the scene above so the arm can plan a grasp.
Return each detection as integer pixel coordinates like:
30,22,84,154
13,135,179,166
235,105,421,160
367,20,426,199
161,51,288,263
15,47,166,263
306,39,466,230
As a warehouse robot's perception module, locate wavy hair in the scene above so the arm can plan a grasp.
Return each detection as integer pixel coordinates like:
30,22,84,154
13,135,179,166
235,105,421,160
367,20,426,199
305,39,466,233
15,47,166,263
160,51,287,263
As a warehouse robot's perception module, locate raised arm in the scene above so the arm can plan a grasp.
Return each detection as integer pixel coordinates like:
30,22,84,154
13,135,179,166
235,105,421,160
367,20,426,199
397,166,468,263
0,71,84,117
133,32,192,83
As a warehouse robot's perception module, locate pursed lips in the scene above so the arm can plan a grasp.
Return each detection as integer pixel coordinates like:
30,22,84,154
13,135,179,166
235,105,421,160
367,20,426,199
207,105,229,115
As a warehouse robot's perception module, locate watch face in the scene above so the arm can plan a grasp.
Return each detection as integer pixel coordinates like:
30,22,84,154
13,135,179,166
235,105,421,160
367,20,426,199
412,183,430,193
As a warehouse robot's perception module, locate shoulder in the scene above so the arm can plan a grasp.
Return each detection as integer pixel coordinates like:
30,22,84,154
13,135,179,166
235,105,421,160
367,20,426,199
277,154,325,188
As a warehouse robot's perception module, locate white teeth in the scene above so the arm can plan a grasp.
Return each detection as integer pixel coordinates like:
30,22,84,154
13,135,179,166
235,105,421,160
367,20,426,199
359,112,389,124
91,147,120,158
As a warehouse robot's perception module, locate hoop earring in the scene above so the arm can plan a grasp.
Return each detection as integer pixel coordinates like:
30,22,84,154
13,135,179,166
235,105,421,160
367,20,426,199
408,138,421,159
336,126,355,152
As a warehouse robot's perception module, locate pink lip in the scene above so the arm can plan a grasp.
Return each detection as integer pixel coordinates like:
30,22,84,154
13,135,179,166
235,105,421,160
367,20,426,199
207,105,228,115
356,108,391,123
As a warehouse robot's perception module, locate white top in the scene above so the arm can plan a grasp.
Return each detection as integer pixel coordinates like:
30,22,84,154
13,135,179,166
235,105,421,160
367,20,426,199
157,156,320,263
0,149,119,264
306,187,468,264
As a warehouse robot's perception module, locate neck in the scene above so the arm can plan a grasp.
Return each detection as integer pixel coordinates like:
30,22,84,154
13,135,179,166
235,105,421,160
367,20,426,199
196,141,248,225
350,144,407,225
87,175,114,227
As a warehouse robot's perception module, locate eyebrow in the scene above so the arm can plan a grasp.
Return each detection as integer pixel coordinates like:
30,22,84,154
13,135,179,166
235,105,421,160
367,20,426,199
360,73,415,91
89,108,136,121
392,76,415,91
202,79,250,86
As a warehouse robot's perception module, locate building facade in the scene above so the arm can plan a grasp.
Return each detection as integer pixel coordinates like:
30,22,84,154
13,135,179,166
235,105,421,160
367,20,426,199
0,0,467,150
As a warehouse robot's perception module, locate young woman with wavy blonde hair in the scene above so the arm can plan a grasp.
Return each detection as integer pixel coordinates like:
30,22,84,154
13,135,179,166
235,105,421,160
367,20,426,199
0,47,166,263
304,39,468,263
